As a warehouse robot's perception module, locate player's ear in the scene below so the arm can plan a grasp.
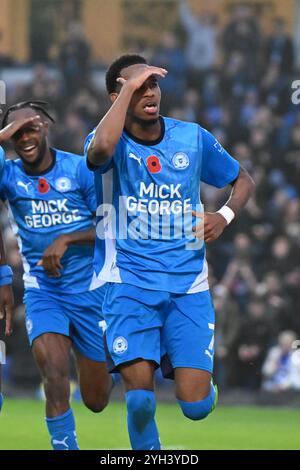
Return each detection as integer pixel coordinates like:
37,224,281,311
43,121,49,135
110,93,118,104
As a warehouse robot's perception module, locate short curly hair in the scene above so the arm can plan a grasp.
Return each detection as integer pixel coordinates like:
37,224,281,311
105,54,147,94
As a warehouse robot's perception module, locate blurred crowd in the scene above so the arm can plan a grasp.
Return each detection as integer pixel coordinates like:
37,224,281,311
1,0,300,394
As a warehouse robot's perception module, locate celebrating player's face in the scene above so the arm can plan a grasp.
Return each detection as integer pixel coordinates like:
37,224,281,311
8,109,48,167
121,65,162,122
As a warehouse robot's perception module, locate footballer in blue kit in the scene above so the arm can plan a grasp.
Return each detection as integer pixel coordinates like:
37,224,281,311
0,102,112,449
85,55,254,450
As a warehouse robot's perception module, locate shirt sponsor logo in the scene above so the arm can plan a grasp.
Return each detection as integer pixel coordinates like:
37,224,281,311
126,182,192,216
24,199,82,228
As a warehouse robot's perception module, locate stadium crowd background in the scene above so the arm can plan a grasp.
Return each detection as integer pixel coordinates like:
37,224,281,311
1,0,300,397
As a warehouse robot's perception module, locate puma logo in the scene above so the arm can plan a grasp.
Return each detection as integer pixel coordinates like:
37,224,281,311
52,436,69,449
17,181,32,193
128,152,142,166
205,350,213,361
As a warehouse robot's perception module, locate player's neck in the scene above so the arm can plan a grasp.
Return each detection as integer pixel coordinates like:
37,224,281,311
125,117,162,143
22,148,55,176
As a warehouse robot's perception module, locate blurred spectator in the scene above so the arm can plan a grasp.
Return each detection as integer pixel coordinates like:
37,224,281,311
169,88,203,123
236,296,272,389
265,236,297,276
265,18,294,75
282,125,300,187
261,63,291,114
152,32,187,111
262,330,300,391
19,64,62,107
214,285,241,389
257,271,294,334
58,22,91,96
179,0,217,88
221,233,257,310
220,51,252,109
222,4,261,78
53,111,89,154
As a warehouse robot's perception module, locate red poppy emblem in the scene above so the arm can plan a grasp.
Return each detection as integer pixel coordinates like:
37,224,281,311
38,178,50,194
147,155,162,173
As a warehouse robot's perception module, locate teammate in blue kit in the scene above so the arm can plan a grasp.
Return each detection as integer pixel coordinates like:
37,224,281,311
0,226,14,413
0,101,112,449
85,55,255,450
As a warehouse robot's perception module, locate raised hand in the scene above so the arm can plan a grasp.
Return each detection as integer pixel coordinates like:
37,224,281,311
37,235,69,278
116,65,168,91
0,116,43,144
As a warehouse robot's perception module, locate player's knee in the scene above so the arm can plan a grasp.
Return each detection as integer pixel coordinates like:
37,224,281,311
43,365,68,387
41,363,69,401
36,350,67,383
125,390,156,431
178,384,217,421
82,394,109,413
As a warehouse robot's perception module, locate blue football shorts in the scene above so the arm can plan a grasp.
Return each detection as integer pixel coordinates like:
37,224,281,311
102,283,215,378
24,286,107,362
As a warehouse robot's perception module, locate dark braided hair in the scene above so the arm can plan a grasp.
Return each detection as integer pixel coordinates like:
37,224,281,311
1,100,55,129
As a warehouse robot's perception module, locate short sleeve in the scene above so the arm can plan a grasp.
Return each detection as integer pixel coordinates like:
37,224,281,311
84,130,113,174
200,129,240,188
77,157,97,213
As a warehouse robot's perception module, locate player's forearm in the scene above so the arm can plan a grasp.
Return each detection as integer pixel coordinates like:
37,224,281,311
0,232,7,265
88,84,135,166
226,165,255,216
61,228,96,246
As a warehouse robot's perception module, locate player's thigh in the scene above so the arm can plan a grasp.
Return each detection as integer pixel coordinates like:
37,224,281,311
103,283,166,373
24,289,71,354
120,359,156,391
66,288,107,364
32,332,72,379
74,350,111,397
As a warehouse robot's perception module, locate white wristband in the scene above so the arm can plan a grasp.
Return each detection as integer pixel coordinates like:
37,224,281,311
217,206,235,225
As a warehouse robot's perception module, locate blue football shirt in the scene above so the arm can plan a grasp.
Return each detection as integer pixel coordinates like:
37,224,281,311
85,117,240,293
0,146,104,293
